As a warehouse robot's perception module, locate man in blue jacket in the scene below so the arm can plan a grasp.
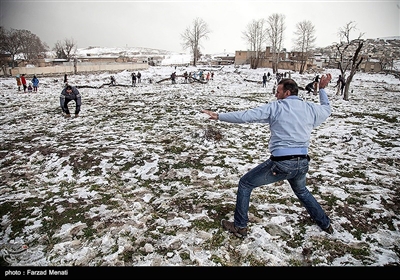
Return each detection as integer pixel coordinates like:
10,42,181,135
60,85,81,118
201,73,333,238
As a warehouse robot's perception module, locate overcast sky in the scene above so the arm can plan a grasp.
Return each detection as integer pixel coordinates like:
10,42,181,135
1,0,399,54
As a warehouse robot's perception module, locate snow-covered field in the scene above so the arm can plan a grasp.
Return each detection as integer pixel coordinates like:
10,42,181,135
0,64,399,269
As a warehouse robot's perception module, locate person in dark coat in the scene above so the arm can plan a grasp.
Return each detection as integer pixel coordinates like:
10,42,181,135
131,72,137,87
313,75,320,94
60,85,81,118
305,81,315,94
171,72,177,84
335,75,346,95
110,75,116,85
262,73,267,88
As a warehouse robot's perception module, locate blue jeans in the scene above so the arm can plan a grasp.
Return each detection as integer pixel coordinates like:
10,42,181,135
233,157,331,230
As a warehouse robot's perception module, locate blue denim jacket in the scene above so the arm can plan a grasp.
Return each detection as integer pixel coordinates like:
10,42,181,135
218,89,331,156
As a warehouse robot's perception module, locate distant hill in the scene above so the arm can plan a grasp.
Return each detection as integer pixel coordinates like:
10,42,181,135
316,37,400,57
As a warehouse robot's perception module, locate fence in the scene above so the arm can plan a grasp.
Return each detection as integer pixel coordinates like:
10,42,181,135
3,62,149,76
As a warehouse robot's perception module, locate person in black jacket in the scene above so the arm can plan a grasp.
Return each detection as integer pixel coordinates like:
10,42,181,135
305,81,315,94
110,75,116,85
131,72,137,87
262,73,267,88
171,72,177,84
335,75,346,95
60,85,81,118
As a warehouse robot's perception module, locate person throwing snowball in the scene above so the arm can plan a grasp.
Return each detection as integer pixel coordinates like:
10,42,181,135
201,74,334,238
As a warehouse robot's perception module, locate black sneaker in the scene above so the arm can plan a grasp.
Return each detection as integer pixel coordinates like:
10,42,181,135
221,219,247,238
322,224,334,234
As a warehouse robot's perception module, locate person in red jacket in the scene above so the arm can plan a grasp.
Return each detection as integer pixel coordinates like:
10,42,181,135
21,74,27,92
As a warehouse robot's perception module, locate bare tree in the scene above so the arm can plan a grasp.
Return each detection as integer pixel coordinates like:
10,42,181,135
64,38,77,60
53,38,77,61
181,17,211,66
19,29,48,62
0,27,8,51
0,28,24,68
0,27,9,74
242,19,267,69
266,13,286,74
334,21,365,101
292,20,316,74
0,27,48,72
53,40,67,59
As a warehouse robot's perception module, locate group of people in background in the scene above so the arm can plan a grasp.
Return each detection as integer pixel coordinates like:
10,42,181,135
131,71,142,86
335,74,346,95
299,73,347,96
14,72,80,118
261,71,347,97
15,74,40,93
262,72,272,87
14,70,347,121
108,72,144,86
195,70,214,81
170,70,214,84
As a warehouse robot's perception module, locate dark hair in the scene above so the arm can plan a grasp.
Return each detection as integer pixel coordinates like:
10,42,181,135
278,78,298,96
66,85,72,90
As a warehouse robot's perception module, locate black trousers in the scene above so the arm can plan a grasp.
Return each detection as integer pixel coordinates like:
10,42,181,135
63,99,80,115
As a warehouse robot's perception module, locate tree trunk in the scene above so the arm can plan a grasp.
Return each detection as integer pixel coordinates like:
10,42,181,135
73,58,77,75
343,74,355,101
299,60,306,74
343,42,364,101
250,57,259,69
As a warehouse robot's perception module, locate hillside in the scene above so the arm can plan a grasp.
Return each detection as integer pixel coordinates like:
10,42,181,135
316,37,400,65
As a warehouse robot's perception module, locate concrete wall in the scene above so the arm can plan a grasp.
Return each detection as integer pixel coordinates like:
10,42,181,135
3,63,149,76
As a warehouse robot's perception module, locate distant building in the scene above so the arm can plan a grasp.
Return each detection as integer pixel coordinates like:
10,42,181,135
234,47,316,72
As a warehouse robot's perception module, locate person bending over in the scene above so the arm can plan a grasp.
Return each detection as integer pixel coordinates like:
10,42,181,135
60,85,81,118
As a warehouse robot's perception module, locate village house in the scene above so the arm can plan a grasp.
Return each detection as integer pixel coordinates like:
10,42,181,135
233,45,390,74
234,47,318,72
